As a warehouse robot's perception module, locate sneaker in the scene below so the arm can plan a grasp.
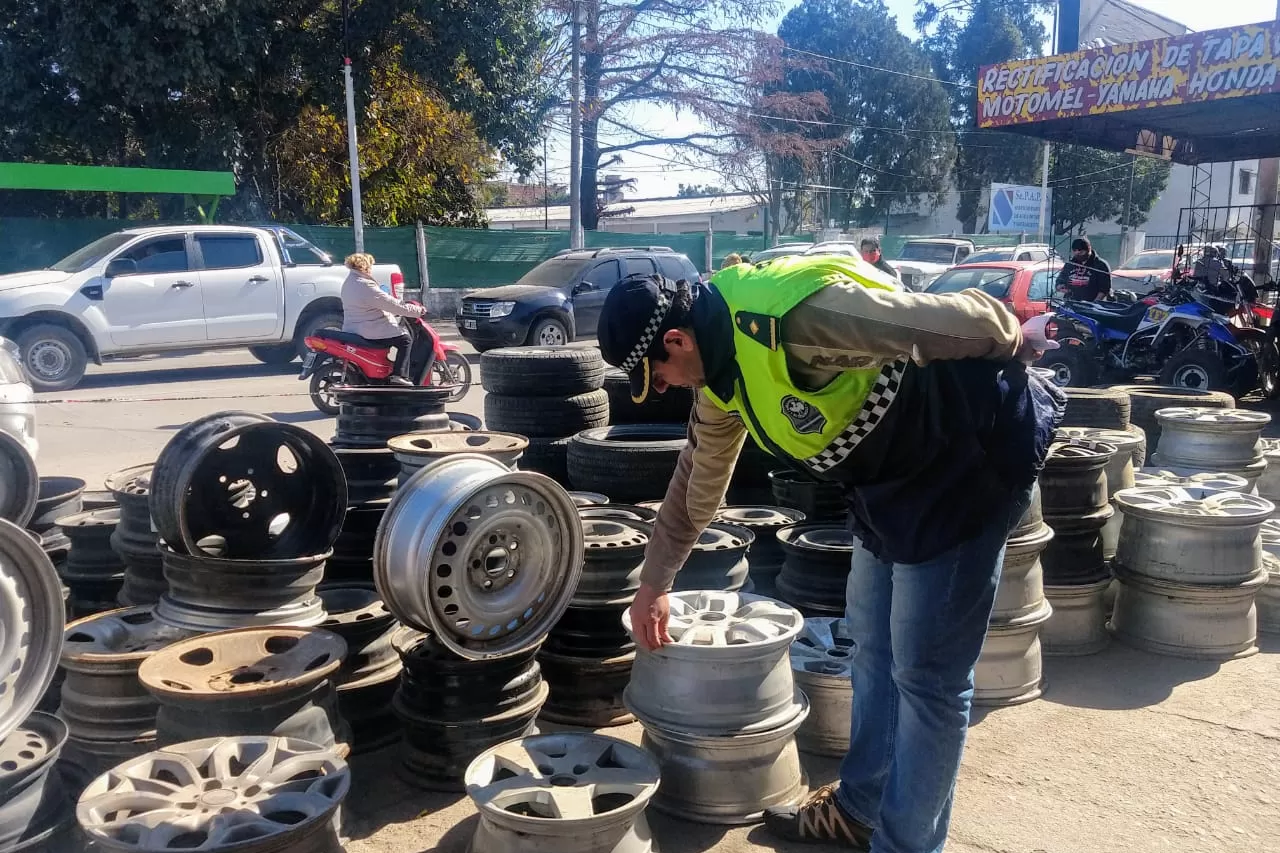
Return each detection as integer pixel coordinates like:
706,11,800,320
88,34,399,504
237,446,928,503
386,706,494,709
763,784,873,849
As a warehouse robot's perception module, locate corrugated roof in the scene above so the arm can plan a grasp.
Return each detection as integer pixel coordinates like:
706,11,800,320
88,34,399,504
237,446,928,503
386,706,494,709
1080,0,1188,47
486,194,761,223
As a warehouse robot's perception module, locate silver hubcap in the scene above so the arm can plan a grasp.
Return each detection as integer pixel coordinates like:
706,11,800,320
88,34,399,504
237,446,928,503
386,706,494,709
27,339,71,381
538,324,567,346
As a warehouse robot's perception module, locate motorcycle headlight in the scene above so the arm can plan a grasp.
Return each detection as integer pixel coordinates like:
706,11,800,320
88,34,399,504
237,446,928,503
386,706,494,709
489,301,516,319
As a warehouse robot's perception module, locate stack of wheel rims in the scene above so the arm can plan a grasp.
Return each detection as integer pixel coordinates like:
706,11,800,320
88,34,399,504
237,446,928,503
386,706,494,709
624,591,809,824
670,522,754,592
1055,426,1144,561
76,735,352,853
376,453,584,789
54,508,128,617
1106,385,1234,456
539,516,650,727
774,523,855,616
390,430,529,484
768,469,846,521
789,617,855,756
55,607,194,795
482,347,608,485
463,732,662,853
714,506,807,596
25,476,85,576
316,585,404,753
1110,484,1272,660
974,485,1056,702
1258,522,1280,637
1035,440,1119,658
105,464,167,607
147,412,347,632
0,517,76,851
1149,407,1272,490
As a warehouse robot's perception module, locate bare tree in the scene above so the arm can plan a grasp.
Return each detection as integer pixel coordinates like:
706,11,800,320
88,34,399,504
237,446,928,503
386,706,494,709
543,0,779,229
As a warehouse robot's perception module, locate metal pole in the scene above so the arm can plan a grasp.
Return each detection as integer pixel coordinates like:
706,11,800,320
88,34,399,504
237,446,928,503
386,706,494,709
1254,0,1280,282
543,137,550,230
343,58,365,253
1121,155,1136,234
568,0,584,249
1038,142,1051,243
415,222,429,290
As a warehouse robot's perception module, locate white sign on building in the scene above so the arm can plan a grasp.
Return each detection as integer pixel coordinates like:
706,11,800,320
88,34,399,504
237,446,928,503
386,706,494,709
988,183,1051,234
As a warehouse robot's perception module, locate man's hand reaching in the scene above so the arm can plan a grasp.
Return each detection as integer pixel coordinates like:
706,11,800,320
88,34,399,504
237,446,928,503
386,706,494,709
1017,314,1060,364
628,583,673,651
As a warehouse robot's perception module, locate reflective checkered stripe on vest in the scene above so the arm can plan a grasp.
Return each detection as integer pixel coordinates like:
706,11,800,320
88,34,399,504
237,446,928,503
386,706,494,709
704,255,908,475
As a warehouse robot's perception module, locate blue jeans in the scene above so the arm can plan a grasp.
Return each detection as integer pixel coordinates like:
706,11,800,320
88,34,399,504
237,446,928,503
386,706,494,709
836,485,1033,853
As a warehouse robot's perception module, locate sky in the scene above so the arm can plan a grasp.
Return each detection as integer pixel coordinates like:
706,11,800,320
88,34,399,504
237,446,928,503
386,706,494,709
525,0,1279,203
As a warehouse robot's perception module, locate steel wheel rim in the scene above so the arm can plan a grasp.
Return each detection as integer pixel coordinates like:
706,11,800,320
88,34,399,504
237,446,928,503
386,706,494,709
538,324,567,346
0,432,38,527
376,453,584,659
76,735,350,851
569,491,610,506
1172,363,1210,389
790,617,854,756
26,339,71,382
0,519,64,743
464,733,659,831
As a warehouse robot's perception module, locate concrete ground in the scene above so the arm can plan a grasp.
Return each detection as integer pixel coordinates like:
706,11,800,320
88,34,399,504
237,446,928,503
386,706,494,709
29,345,1280,853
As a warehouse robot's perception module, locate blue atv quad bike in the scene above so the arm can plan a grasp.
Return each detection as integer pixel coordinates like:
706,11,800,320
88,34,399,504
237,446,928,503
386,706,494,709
1035,280,1268,396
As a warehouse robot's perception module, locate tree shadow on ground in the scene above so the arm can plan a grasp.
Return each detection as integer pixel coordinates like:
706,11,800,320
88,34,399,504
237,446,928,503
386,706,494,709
645,811,731,853
1038,639,1221,711
76,359,296,391
412,814,480,853
341,747,468,842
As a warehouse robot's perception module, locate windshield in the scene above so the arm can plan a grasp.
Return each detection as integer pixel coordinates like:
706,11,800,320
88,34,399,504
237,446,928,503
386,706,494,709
515,257,592,288
753,246,806,261
963,249,1017,264
1118,252,1175,271
50,233,136,273
926,268,1016,299
898,243,961,264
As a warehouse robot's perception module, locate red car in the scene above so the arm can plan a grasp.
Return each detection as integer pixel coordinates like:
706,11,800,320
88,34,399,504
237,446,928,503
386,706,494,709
924,261,1062,323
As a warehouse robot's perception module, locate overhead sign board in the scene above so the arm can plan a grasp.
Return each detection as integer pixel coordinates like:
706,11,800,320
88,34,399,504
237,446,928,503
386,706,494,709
977,20,1280,129
988,183,1049,233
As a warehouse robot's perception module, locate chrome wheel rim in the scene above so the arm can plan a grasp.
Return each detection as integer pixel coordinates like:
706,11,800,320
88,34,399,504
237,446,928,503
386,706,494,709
0,519,64,743
375,453,584,659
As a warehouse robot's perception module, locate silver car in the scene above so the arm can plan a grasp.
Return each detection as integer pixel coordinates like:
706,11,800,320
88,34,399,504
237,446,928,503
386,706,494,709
0,337,37,458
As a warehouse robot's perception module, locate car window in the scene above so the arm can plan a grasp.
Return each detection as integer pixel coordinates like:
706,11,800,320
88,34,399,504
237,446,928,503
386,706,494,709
955,246,971,262
584,260,621,289
657,256,686,280
515,258,593,287
197,235,264,270
120,237,189,274
964,249,1016,264
925,268,1015,298
52,233,136,273
623,257,657,278
1028,270,1056,301
1118,252,1175,271
898,243,961,264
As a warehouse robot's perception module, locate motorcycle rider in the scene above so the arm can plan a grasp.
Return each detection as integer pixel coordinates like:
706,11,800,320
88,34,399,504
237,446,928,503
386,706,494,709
1056,237,1111,301
340,252,425,386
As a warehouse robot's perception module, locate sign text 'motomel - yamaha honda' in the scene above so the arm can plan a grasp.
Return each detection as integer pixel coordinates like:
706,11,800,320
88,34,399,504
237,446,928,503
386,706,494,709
977,21,1280,129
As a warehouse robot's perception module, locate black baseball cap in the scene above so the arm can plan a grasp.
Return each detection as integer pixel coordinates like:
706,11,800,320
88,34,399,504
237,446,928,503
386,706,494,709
597,274,680,403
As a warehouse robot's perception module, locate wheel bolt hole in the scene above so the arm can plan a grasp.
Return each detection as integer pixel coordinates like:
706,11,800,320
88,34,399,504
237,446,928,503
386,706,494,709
550,775,577,787
572,764,590,775
537,764,555,775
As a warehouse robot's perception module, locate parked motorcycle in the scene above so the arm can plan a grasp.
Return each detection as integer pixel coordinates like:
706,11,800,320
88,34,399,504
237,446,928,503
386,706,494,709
299,307,472,414
1036,279,1259,394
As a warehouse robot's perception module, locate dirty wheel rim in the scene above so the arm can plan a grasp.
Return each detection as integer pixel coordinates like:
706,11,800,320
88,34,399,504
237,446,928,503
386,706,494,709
0,518,64,743
789,617,854,756
76,735,350,852
25,339,72,383
375,454,584,660
465,733,658,834
0,432,38,527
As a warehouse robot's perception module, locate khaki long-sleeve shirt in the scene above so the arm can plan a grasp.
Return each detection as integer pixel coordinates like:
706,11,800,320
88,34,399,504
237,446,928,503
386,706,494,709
640,283,1024,590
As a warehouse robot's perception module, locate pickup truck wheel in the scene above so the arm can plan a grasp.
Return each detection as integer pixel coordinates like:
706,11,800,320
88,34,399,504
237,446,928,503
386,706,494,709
17,324,88,392
249,343,298,365
294,310,344,358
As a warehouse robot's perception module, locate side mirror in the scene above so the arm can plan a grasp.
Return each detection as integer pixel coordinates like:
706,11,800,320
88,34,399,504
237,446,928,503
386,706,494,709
104,258,137,278
572,281,593,294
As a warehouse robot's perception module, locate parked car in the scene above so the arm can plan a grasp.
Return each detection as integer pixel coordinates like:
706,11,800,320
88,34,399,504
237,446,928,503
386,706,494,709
0,225,404,391
893,238,977,291
749,243,811,263
925,261,1061,323
0,337,37,458
958,244,1054,265
1111,248,1190,292
456,247,702,350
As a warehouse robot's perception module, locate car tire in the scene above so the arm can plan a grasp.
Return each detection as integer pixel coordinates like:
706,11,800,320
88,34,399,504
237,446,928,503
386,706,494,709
566,424,689,504
481,347,604,397
527,316,571,347
249,344,298,366
484,390,609,438
1059,387,1130,429
602,368,694,424
518,436,573,485
17,324,88,392
293,309,344,359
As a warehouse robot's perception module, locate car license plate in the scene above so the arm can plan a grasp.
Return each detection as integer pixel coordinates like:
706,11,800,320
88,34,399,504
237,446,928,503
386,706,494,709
463,319,477,330
302,352,317,369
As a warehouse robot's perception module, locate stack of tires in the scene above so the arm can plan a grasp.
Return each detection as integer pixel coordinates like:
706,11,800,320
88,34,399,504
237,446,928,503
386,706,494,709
603,366,693,424
567,424,687,503
1060,387,1148,463
482,347,608,485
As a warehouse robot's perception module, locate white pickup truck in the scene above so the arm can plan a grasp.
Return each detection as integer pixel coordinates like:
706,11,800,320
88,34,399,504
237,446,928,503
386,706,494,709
0,225,404,391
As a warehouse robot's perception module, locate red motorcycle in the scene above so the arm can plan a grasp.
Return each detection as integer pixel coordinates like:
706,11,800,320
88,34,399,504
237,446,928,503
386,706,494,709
299,306,472,415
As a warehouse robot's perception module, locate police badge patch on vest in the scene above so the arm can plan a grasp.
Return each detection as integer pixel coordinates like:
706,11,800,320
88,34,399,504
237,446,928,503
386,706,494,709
781,395,827,434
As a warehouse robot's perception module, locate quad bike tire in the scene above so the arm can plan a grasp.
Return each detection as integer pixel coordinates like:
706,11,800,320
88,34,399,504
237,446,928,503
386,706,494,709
1035,342,1097,389
480,347,604,397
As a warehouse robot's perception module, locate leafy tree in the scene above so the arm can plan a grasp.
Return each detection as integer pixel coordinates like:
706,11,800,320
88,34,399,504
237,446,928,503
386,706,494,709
776,0,956,227
542,0,778,230
677,183,726,198
0,0,553,224
1049,147,1170,237
916,0,1052,232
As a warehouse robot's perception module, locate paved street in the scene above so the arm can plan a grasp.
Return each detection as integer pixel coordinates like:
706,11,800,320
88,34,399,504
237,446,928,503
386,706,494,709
26,345,1280,853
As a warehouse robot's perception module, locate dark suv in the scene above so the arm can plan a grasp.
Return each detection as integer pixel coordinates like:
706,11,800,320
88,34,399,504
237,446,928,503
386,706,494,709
456,247,702,350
